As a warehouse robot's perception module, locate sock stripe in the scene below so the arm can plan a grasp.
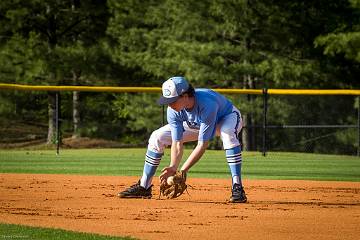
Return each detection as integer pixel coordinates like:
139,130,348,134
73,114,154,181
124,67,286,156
227,155,242,160
146,154,161,161
141,150,162,188
145,158,160,165
227,161,242,165
227,155,242,165
227,158,242,162
145,155,160,166
226,153,242,158
226,156,242,161
145,161,159,166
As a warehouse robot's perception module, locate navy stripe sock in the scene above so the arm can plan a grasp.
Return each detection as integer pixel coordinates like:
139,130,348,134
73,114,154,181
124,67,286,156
225,145,242,187
140,150,163,189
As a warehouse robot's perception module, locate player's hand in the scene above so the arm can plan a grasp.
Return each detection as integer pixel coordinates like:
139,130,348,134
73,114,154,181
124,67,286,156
160,166,176,183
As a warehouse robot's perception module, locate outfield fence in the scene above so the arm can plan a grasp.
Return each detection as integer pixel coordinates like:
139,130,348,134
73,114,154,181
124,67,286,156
0,83,359,156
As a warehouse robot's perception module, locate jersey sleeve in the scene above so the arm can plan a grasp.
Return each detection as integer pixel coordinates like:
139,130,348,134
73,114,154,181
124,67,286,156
198,102,218,141
167,107,184,141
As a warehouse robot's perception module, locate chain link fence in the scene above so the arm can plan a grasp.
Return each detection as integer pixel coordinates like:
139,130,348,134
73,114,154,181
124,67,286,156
0,85,359,156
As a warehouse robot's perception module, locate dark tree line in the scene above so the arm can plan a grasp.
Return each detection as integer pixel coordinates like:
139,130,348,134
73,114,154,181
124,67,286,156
0,0,359,154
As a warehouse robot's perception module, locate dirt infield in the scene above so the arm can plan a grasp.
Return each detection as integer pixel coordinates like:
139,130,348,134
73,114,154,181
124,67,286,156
0,174,359,240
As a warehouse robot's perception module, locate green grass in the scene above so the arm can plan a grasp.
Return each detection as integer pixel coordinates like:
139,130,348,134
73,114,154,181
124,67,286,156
0,148,359,181
0,223,137,240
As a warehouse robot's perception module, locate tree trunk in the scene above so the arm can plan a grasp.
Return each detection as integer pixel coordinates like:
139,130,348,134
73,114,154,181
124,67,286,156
241,29,256,151
46,3,58,145
242,73,255,151
241,74,255,151
242,114,249,151
72,71,81,138
47,92,56,144
71,3,81,139
248,75,256,151
72,91,80,138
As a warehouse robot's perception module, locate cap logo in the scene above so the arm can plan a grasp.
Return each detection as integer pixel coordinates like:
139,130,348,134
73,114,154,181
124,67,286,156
164,89,171,97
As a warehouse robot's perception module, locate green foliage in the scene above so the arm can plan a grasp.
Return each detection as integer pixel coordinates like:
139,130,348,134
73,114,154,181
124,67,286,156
264,95,358,155
0,33,46,83
75,93,125,140
0,0,116,143
112,93,164,138
107,0,354,88
315,0,360,64
335,128,357,148
315,32,360,62
0,91,48,122
0,93,15,117
0,0,359,153
0,0,111,84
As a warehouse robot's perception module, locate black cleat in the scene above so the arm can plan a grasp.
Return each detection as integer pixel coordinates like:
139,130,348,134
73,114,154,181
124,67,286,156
229,183,247,203
117,181,152,199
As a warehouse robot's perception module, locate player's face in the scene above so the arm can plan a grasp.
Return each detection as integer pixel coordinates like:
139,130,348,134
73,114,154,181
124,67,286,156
169,96,185,112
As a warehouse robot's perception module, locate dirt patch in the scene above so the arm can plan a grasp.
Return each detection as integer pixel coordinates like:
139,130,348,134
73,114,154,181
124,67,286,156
0,174,359,240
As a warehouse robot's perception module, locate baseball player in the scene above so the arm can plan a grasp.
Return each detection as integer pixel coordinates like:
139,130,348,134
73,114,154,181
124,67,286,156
118,76,247,203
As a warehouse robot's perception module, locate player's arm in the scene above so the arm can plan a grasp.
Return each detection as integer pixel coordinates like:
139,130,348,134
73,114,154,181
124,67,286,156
180,140,208,173
160,140,184,182
170,140,184,169
160,108,184,182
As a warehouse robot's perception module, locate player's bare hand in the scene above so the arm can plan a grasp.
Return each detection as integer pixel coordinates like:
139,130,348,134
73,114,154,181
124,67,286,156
160,166,176,183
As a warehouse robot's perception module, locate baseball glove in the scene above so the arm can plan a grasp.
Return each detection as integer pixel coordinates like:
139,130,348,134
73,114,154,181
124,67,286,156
160,170,187,199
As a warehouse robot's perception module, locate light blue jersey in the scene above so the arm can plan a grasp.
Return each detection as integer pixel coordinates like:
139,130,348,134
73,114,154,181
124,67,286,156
167,89,233,141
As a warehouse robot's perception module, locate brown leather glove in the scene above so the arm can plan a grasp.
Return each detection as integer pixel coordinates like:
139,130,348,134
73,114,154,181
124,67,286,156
160,170,187,199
